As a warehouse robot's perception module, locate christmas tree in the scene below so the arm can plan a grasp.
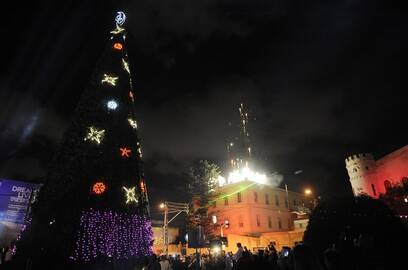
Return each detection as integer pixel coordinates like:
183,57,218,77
15,11,152,269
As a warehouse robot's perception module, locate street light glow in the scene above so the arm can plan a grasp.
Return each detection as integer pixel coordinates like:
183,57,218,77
305,189,312,195
160,203,165,209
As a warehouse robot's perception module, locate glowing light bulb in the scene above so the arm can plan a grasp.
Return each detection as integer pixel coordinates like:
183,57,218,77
107,100,118,110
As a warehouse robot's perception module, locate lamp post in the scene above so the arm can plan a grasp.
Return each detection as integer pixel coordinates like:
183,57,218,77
304,188,317,208
160,201,189,256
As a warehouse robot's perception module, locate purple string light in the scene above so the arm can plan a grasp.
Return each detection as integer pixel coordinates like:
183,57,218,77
72,210,152,261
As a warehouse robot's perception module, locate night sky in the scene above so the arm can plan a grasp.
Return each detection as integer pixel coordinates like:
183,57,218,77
1,0,407,214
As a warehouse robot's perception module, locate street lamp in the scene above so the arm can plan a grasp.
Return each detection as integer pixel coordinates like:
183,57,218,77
160,201,189,256
304,189,312,196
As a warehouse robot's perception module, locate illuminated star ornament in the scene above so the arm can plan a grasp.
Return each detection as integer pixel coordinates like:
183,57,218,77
101,74,119,86
123,186,138,204
128,118,137,129
120,147,132,158
122,59,130,74
84,126,105,145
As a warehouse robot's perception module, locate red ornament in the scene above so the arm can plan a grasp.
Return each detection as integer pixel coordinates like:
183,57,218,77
92,182,107,195
120,147,132,158
113,43,123,50
140,181,146,193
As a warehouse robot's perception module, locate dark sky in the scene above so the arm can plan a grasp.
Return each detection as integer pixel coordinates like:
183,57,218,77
1,0,407,214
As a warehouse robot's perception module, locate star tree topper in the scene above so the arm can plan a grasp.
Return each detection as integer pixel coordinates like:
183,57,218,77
123,186,138,204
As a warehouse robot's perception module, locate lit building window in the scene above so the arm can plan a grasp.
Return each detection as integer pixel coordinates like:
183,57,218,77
265,194,270,205
275,195,280,206
237,192,242,203
256,215,260,227
224,197,228,206
254,192,258,203
268,216,272,228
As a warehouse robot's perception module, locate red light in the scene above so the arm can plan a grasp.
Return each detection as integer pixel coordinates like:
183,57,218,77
113,43,123,50
92,182,107,195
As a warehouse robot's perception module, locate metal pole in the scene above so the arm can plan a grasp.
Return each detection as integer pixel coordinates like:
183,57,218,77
163,202,168,256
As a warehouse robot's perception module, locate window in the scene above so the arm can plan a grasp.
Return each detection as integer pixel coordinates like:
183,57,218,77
275,195,280,206
371,184,377,196
278,218,282,229
384,180,392,191
224,197,229,206
293,200,297,206
265,194,270,205
238,216,244,228
254,192,258,203
285,197,288,208
268,216,272,228
256,215,260,227
237,192,242,203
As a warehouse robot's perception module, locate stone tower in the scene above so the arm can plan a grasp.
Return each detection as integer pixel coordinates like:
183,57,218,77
345,153,377,197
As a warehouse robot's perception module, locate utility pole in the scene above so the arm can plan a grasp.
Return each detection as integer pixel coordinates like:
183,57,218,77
160,201,189,256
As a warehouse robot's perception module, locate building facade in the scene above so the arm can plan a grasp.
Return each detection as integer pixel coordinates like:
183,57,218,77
209,180,309,251
345,145,408,198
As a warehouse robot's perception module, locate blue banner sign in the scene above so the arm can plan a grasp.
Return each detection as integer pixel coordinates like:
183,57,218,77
0,179,42,224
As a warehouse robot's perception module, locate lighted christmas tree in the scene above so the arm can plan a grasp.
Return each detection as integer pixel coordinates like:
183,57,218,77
15,12,152,269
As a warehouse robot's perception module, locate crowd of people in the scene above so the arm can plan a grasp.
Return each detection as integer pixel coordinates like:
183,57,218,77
143,239,380,270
